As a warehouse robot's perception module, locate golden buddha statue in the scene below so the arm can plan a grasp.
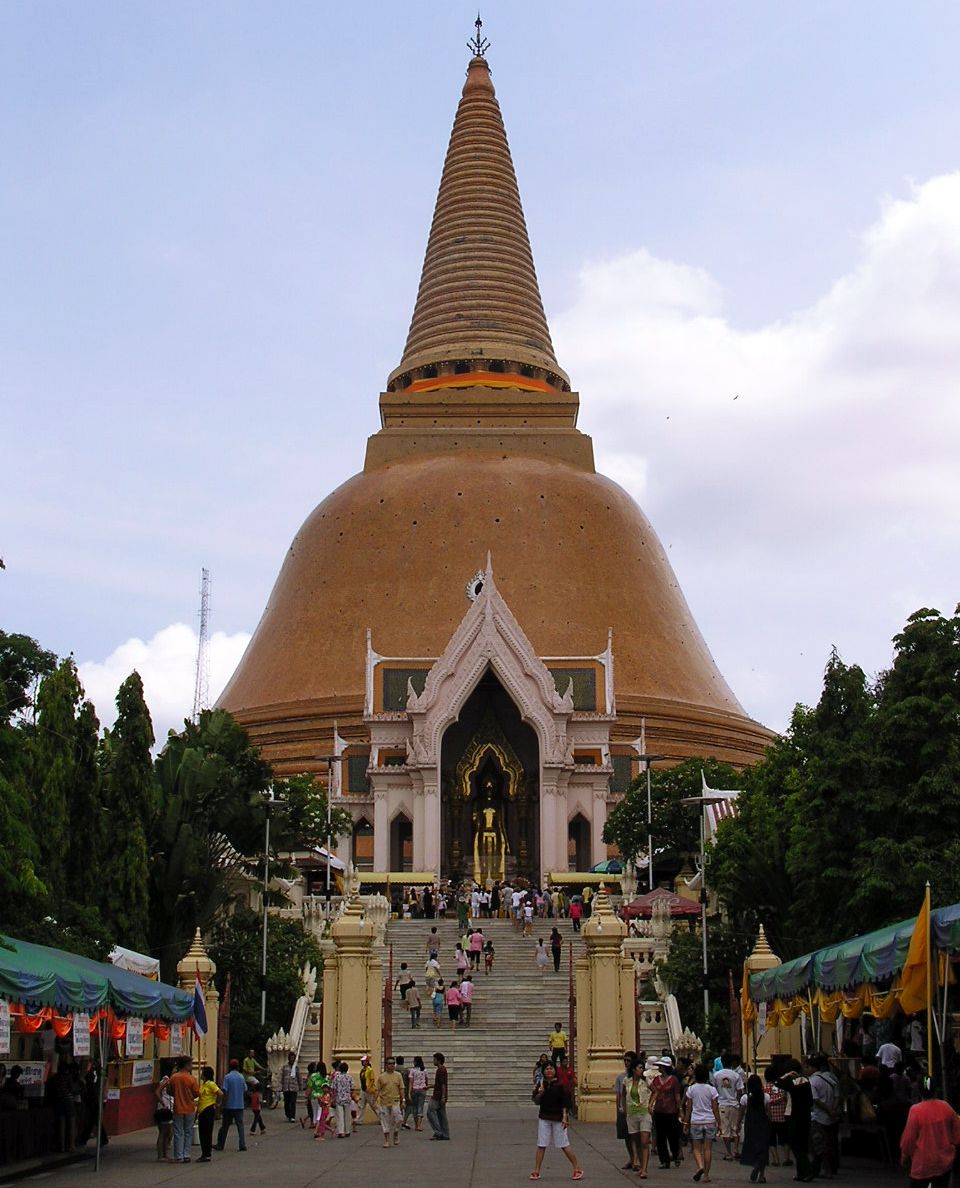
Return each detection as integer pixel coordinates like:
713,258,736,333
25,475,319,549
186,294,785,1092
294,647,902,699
472,775,509,884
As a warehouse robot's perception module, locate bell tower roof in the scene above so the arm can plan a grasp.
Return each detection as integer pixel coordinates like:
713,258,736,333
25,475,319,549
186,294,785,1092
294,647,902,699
386,47,570,396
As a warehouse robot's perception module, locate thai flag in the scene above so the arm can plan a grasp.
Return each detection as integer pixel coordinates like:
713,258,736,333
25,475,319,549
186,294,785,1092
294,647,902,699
192,971,208,1039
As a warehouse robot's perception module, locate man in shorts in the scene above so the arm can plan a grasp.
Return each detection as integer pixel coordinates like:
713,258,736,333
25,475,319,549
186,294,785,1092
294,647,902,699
713,1057,744,1159
375,1056,405,1149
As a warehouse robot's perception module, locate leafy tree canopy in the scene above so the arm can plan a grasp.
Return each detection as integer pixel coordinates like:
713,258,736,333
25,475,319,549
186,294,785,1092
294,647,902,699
208,907,323,1056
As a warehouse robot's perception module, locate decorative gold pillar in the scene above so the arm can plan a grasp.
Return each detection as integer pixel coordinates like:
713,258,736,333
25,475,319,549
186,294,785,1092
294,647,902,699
322,891,383,1074
176,929,219,1074
575,884,633,1122
741,926,801,1071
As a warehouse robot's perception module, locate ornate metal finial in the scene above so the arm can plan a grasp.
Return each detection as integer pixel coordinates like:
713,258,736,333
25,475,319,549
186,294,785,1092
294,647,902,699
468,13,490,58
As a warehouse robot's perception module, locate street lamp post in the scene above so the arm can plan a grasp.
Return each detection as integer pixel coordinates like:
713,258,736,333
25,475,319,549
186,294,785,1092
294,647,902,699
632,750,665,893
319,754,346,902
679,793,730,1025
260,786,286,1026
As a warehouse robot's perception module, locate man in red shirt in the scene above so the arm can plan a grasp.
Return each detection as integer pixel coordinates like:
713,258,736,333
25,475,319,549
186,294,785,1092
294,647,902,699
900,1082,960,1188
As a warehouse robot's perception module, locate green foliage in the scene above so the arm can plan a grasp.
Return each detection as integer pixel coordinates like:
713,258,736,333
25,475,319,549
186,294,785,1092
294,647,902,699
32,659,85,898
712,605,960,958
656,920,752,1055
0,630,56,726
99,672,157,951
149,709,272,981
603,756,744,871
208,907,323,1055
271,772,354,854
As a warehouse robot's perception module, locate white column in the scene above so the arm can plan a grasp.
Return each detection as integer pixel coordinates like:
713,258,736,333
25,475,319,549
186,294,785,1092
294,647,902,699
373,790,389,871
422,769,442,876
591,784,608,866
539,780,559,884
411,780,426,870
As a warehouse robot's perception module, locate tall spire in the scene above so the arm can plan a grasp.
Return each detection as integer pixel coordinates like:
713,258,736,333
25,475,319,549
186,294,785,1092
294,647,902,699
387,43,569,395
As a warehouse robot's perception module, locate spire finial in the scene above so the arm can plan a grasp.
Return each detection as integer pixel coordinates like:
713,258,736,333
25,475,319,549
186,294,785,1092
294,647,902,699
468,12,490,58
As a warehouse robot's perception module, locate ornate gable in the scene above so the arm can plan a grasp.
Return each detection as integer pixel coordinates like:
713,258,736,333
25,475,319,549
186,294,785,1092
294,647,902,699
404,555,575,768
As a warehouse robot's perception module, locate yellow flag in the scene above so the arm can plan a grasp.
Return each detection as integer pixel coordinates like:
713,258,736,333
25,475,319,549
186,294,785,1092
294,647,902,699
899,888,930,1016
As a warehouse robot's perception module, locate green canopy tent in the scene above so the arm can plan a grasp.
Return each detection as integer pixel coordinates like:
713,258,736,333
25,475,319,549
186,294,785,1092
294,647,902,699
748,904,960,1003
0,935,194,1171
746,903,960,1064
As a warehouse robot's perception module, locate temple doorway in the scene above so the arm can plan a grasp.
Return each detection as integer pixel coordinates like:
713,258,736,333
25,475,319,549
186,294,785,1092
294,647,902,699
439,668,539,883
390,813,413,872
568,814,590,871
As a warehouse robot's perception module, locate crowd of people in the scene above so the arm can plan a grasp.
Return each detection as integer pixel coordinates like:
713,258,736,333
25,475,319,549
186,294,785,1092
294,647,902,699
603,1043,960,1187
391,879,593,928
154,1047,453,1160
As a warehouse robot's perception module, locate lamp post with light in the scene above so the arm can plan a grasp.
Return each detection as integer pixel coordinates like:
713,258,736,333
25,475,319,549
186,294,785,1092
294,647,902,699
260,786,286,1026
320,754,346,902
635,750,666,890
678,792,730,1023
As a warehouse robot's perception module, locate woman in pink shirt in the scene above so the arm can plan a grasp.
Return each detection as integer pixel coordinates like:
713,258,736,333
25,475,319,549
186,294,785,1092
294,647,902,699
445,982,462,1030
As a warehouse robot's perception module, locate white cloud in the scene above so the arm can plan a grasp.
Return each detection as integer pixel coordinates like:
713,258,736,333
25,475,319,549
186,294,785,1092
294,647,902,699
553,172,960,731
78,624,251,743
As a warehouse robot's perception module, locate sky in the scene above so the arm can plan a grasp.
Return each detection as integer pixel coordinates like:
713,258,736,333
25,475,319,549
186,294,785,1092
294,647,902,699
2,1,959,743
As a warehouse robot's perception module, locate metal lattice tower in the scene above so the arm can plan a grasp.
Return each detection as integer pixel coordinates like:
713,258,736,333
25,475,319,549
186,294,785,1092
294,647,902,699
192,567,211,722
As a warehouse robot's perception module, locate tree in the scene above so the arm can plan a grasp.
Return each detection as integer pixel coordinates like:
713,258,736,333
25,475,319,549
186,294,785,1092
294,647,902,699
0,630,56,726
0,632,53,906
711,605,960,958
149,709,272,982
656,919,752,1058
604,757,744,877
100,672,157,951
208,907,323,1054
271,772,354,855
31,659,84,901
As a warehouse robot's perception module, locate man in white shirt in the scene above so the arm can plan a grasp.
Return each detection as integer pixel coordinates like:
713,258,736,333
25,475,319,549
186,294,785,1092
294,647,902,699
712,1058,744,1159
876,1040,902,1069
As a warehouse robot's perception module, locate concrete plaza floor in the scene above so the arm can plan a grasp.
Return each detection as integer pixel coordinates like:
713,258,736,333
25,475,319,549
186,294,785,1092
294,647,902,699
1,1110,906,1188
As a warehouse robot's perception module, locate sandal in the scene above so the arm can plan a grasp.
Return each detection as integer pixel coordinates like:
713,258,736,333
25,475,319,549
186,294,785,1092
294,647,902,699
573,1172,584,1181
529,1174,541,1181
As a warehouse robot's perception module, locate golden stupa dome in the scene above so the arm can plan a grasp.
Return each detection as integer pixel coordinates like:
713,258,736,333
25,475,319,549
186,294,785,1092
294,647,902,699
219,50,772,770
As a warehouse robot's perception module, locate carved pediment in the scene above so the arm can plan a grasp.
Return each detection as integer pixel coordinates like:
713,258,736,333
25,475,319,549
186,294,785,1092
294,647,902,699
404,555,575,767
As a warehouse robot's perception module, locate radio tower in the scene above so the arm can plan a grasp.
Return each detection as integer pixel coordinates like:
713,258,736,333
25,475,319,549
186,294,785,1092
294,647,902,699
192,568,211,722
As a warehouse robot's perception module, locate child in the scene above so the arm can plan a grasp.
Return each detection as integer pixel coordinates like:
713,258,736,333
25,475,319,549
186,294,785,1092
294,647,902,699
314,1086,332,1140
249,1081,265,1134
484,938,495,974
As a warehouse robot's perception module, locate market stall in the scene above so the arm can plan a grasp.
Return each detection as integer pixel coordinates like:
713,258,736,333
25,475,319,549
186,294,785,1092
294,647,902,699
0,934,195,1171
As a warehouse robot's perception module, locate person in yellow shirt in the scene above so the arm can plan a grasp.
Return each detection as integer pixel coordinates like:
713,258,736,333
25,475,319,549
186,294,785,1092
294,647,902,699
196,1066,222,1163
549,1022,568,1066
375,1056,406,1148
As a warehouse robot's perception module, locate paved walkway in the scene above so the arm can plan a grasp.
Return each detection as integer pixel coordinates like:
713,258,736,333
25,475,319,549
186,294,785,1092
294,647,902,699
2,1111,905,1188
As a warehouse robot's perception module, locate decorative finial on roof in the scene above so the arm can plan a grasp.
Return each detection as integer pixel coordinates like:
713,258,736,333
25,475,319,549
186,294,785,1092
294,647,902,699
468,13,490,58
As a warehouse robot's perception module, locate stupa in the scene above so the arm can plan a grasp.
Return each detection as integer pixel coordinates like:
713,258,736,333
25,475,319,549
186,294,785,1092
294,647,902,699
219,33,773,883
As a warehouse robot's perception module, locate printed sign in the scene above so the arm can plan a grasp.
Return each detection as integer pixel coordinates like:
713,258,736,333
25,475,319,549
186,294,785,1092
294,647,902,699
0,1001,9,1055
170,1025,182,1055
73,1012,91,1057
131,1060,155,1087
125,1016,144,1056
758,1001,767,1038
19,1062,46,1098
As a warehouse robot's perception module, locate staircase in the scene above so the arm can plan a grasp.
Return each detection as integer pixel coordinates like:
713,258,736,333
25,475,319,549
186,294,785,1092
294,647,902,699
385,918,584,1105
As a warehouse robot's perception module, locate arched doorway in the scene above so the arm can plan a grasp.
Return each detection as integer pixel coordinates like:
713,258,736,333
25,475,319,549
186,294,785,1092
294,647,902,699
390,812,413,872
568,813,590,872
439,668,539,882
